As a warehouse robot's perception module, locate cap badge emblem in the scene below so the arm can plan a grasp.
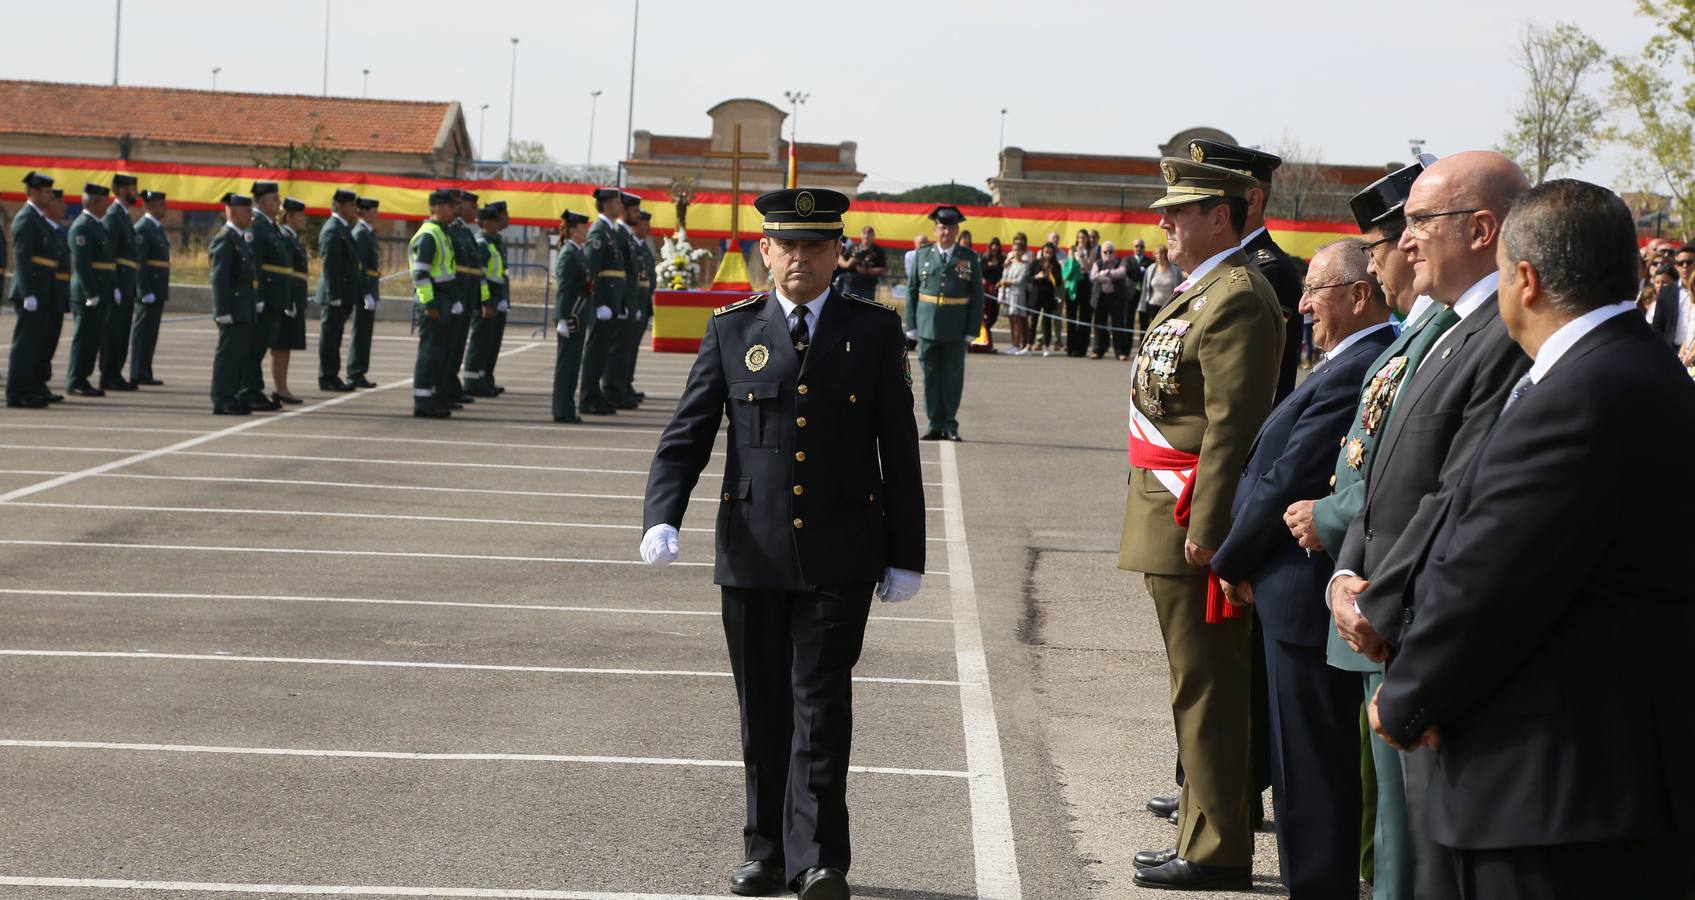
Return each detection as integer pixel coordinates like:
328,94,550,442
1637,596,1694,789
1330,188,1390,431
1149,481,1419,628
1161,161,1178,185
1190,144,1206,163
796,191,815,217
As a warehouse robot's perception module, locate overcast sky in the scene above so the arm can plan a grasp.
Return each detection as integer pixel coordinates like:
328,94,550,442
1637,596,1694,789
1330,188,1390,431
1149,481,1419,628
6,0,1662,195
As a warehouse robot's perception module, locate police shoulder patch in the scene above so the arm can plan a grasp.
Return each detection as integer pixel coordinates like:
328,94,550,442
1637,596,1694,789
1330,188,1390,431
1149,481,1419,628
844,291,897,314
713,293,766,316
1254,248,1275,263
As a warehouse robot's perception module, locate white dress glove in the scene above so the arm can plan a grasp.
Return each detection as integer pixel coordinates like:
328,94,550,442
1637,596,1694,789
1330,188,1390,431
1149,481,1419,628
114,288,123,302
256,301,265,313
330,299,343,307
640,524,681,566
214,314,233,325
450,301,464,315
596,305,613,321
904,327,918,341
285,306,297,318
497,299,509,312
556,320,571,337
85,297,99,307
364,295,376,311
22,296,38,312
634,308,645,321
141,293,156,305
876,567,923,603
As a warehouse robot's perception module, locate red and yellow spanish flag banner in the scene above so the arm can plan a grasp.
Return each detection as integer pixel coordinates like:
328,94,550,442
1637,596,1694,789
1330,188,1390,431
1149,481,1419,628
653,290,749,353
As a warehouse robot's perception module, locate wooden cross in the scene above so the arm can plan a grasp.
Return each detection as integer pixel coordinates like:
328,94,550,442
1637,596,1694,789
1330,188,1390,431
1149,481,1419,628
703,123,766,244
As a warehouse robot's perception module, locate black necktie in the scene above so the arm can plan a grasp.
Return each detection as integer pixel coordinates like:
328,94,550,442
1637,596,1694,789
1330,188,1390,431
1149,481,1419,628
1499,373,1535,418
791,305,810,364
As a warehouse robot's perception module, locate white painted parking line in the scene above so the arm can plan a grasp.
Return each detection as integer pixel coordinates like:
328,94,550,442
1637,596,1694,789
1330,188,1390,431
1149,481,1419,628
0,539,721,569
0,739,969,779
940,440,1024,899
8,424,726,458
0,650,964,686
0,588,955,624
0,501,709,535
0,343,543,503
0,878,745,900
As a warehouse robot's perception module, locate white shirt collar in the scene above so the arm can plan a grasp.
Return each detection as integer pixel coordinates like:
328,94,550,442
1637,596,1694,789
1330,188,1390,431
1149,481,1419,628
224,220,245,235
1528,302,1635,384
1450,271,1497,320
1323,321,1393,362
935,241,956,256
79,208,98,220
281,224,296,237
27,200,48,217
773,285,830,338
254,210,273,224
331,212,350,227
1404,294,1435,326
1177,245,1238,291
143,212,161,226
1238,226,1267,249
598,214,617,228
352,218,370,233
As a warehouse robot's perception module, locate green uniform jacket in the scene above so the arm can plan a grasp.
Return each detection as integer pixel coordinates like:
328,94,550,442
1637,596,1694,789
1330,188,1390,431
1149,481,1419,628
1320,301,1456,671
136,214,171,303
209,223,258,323
103,203,139,302
905,243,984,342
476,231,506,307
409,221,456,307
617,224,640,313
1117,250,1284,574
52,222,71,312
250,212,292,314
554,240,590,327
353,221,380,302
314,214,361,308
636,239,657,317
585,217,627,316
8,204,58,305
449,219,483,313
68,211,115,308
284,225,310,316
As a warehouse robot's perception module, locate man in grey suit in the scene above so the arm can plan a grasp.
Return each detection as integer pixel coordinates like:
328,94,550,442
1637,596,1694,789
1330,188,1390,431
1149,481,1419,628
1328,151,1532,900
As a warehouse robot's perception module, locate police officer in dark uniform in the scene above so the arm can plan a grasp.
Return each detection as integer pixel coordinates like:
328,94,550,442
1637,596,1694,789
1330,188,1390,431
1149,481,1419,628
244,180,289,411
100,173,141,391
66,182,115,398
129,188,172,387
209,193,259,416
641,187,926,900
347,196,382,389
6,171,58,408
551,210,592,423
579,187,628,415
316,187,363,392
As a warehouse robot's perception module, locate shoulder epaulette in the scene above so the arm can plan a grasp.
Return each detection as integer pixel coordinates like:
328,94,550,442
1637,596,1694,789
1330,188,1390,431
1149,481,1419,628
843,291,898,314
1254,247,1277,264
714,293,766,316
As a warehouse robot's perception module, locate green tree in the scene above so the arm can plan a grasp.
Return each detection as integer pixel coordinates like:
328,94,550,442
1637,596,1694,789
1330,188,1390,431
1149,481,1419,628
858,183,993,205
504,140,554,164
1610,0,1695,235
250,123,346,171
1500,21,1606,184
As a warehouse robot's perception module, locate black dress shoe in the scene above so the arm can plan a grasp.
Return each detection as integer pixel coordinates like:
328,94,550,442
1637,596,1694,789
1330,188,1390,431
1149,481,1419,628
132,377,164,386
46,392,64,403
7,396,50,409
728,859,784,897
1169,809,1179,826
552,414,584,424
794,867,848,900
1134,847,1178,870
348,377,377,389
920,429,946,441
634,391,645,401
456,395,475,404
213,402,251,416
466,386,499,398
1132,857,1251,891
580,400,616,415
493,384,507,394
272,392,304,406
449,402,465,410
319,379,354,392
413,406,452,418
100,377,138,391
67,381,105,398
610,397,639,410
1147,795,1179,817
945,431,963,442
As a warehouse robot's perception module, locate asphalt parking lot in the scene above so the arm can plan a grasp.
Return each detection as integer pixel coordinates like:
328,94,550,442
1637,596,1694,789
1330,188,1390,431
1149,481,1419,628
0,314,1287,899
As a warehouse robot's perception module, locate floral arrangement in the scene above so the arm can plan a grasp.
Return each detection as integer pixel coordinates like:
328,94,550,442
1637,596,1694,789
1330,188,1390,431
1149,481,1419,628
657,228,714,290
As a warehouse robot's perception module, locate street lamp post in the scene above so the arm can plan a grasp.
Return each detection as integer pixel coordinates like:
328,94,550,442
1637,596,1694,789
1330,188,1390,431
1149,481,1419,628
999,108,1007,153
783,90,809,188
211,67,221,91
506,38,518,159
587,90,603,168
478,104,489,159
321,0,331,96
112,0,121,85
362,68,370,97
622,0,639,187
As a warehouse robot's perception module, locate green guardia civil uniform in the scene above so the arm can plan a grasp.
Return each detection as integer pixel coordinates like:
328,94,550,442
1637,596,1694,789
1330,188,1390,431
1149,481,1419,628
66,203,115,389
248,208,292,401
597,218,641,406
1116,158,1285,871
6,196,60,404
315,206,363,385
904,209,984,437
464,225,508,393
347,214,381,383
281,222,311,349
101,196,140,383
608,225,654,404
46,210,72,389
579,206,628,410
409,215,457,414
551,232,592,420
129,207,172,384
447,217,483,400
208,220,259,411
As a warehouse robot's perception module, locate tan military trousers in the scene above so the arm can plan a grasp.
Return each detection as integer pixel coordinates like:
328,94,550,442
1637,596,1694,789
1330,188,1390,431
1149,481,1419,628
1147,572,1254,868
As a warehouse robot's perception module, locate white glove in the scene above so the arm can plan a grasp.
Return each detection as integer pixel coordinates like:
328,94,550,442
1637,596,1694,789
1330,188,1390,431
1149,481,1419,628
141,293,156,305
904,327,918,341
285,306,298,318
640,524,681,566
596,305,613,321
617,310,630,319
114,288,123,302
556,320,571,337
330,299,343,307
22,296,37,312
450,301,464,315
634,309,645,321
214,314,233,325
876,567,923,603
497,300,509,312
85,297,99,307
256,301,265,313
364,294,376,311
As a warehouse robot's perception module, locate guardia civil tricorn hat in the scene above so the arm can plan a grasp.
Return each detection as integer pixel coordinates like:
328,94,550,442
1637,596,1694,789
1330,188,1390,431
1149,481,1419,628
754,188,848,241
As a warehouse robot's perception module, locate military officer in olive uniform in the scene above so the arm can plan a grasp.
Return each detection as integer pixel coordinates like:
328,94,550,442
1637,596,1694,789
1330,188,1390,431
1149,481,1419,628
99,173,141,391
551,210,593,423
464,201,509,397
66,182,116,397
641,188,925,900
905,205,984,441
316,188,363,391
1119,158,1284,891
129,189,171,386
209,193,259,416
579,187,628,415
409,189,460,418
244,180,289,411
347,196,382,389
6,172,60,407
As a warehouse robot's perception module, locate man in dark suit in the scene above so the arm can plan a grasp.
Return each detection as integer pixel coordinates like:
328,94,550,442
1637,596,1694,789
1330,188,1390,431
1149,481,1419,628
1201,239,1393,899
641,188,925,900
1329,151,1532,900
1371,179,1695,899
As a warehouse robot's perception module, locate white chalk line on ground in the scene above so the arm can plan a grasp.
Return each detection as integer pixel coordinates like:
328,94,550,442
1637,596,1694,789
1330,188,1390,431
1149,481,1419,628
0,539,726,569
0,588,956,624
10,423,731,458
0,343,543,503
0,649,963,686
0,877,747,900
939,440,1024,899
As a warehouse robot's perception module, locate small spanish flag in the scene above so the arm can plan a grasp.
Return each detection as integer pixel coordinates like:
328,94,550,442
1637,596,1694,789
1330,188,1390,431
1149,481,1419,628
786,142,797,189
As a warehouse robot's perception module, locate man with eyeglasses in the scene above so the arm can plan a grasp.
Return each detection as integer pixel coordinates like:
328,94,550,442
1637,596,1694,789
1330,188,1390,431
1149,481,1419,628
1655,245,1695,354
1328,151,1532,900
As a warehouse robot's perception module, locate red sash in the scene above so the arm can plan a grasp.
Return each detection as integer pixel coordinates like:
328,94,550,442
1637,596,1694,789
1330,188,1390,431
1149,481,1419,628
1127,429,1241,625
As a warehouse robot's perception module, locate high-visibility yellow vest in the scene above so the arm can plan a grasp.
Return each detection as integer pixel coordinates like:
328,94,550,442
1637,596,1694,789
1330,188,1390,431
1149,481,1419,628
409,221,454,304
481,238,504,302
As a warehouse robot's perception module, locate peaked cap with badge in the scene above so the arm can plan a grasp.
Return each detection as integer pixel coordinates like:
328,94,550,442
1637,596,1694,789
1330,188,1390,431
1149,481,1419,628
753,187,848,241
